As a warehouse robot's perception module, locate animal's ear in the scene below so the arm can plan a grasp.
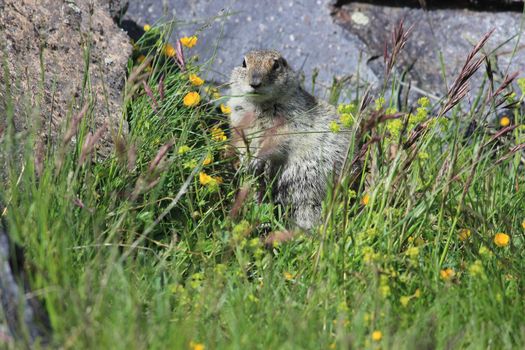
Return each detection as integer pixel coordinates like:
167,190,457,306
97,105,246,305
280,57,288,67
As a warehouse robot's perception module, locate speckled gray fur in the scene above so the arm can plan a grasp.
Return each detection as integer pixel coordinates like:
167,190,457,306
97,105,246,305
228,50,351,229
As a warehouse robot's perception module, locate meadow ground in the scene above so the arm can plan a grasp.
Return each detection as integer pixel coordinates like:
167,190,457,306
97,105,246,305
1,23,525,349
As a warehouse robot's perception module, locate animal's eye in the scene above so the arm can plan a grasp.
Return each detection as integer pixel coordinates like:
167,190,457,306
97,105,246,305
242,59,247,68
272,59,280,70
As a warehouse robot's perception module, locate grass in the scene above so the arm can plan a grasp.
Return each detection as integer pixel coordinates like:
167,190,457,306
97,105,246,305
1,21,525,349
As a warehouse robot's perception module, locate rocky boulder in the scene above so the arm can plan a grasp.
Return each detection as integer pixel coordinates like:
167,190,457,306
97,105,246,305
0,0,132,156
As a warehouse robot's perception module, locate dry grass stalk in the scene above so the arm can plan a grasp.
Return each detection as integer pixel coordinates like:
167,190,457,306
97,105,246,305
79,124,108,165
175,40,186,71
438,29,494,117
148,141,174,173
63,104,89,145
384,20,414,80
143,80,159,114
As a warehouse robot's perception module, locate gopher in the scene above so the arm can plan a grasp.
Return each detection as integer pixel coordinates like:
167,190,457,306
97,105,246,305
227,49,352,229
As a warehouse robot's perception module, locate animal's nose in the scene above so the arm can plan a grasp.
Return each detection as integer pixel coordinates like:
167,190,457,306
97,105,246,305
249,75,262,89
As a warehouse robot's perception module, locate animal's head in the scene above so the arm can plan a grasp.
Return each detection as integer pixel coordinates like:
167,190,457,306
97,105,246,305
230,50,297,103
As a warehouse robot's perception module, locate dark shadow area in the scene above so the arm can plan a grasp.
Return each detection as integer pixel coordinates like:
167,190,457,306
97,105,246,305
333,0,524,12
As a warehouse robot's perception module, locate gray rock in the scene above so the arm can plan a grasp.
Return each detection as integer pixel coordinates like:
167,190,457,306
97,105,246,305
0,0,132,158
127,0,525,102
126,0,378,98
333,3,525,99
0,222,50,345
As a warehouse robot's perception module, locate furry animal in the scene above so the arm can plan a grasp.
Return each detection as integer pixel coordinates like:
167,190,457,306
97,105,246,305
227,49,351,229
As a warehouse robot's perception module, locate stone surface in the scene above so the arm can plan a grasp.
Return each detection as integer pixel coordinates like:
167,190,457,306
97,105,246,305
126,0,378,97
126,0,525,101
333,2,525,98
0,0,132,156
0,222,50,345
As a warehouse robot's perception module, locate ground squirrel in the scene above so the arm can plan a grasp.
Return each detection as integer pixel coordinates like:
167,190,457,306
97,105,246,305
228,50,351,229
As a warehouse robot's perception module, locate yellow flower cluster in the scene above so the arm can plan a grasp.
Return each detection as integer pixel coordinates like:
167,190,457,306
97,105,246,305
458,228,471,241
499,115,511,127
199,172,222,187
328,120,340,133
180,35,198,48
189,73,204,86
220,104,231,114
211,126,227,142
440,268,455,281
374,96,385,111
337,102,356,128
371,330,382,341
202,154,213,165
400,288,421,307
178,145,191,155
183,91,201,107
189,341,205,350
469,260,484,277
164,43,176,57
494,233,510,247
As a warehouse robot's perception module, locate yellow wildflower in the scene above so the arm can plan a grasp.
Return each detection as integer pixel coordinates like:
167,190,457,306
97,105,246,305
362,246,379,264
211,126,227,142
494,233,510,247
417,96,430,108
180,35,198,48
400,296,411,307
440,268,455,281
164,43,176,57
143,24,151,32
380,279,390,298
361,193,370,206
479,245,492,257
189,73,204,86
283,272,293,281
329,120,340,133
202,154,213,165
329,342,336,350
178,145,191,155
469,260,484,276
406,246,419,259
458,228,471,241
339,113,354,127
199,172,213,185
418,151,429,160
374,96,385,111
414,288,421,298
387,118,403,139
189,341,205,350
371,330,382,342
183,92,201,107
212,92,221,100
499,116,511,127
184,159,198,169
220,104,231,114
522,219,525,230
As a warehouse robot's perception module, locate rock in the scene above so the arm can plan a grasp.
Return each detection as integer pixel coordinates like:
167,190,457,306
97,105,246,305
0,218,50,345
332,3,525,99
105,0,130,20
126,0,525,102
126,0,378,98
0,0,132,157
